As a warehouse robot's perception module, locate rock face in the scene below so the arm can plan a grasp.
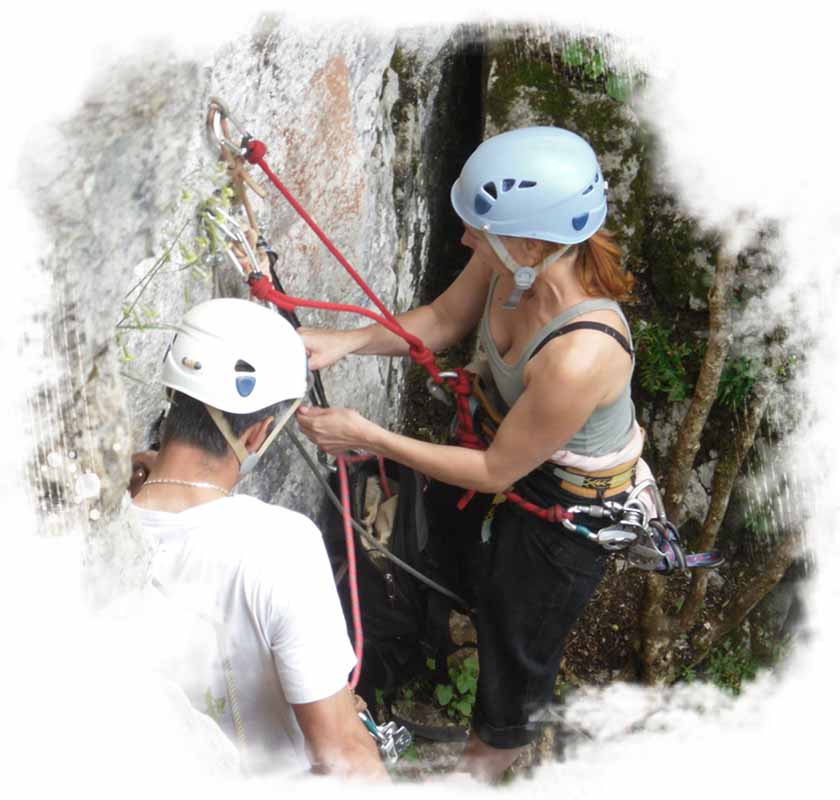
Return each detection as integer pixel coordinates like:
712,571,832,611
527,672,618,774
23,19,484,602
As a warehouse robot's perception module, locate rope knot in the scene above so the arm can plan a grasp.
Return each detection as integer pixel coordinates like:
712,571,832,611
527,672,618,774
546,504,572,524
248,273,272,299
244,138,268,164
408,345,439,378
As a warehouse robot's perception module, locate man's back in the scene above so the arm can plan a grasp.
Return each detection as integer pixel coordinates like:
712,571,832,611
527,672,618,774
135,495,355,774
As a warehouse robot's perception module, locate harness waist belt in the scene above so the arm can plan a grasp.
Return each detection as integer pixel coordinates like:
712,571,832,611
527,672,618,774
543,456,637,499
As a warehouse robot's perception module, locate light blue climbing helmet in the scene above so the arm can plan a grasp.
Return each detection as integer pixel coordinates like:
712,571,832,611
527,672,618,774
450,126,607,245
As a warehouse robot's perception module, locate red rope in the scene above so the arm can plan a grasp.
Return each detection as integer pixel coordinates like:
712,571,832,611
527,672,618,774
245,144,406,332
337,455,363,691
248,274,441,383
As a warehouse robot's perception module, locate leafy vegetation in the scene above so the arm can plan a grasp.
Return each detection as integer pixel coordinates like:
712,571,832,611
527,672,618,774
203,689,226,723
717,356,759,411
702,633,760,695
634,321,763,412
633,319,702,402
433,656,478,725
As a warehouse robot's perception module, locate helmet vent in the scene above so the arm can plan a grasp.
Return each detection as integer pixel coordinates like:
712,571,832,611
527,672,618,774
518,180,537,189
482,181,498,199
582,185,594,195
572,212,590,232
474,194,493,215
235,359,256,373
594,172,600,183
236,376,256,397
502,179,516,192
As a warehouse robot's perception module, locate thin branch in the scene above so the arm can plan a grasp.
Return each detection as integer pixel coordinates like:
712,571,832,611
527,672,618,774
686,533,801,667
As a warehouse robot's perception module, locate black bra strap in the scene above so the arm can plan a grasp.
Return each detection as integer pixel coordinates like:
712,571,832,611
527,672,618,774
529,321,634,361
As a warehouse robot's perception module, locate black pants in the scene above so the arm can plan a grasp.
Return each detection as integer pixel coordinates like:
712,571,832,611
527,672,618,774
425,480,611,749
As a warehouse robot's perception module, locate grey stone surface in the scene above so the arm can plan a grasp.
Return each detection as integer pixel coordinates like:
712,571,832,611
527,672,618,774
682,470,710,530
23,20,468,601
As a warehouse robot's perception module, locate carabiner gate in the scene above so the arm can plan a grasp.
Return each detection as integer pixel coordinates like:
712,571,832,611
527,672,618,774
426,371,459,406
202,206,262,281
207,96,254,159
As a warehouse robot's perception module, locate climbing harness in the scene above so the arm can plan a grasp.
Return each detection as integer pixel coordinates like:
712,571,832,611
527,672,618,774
449,372,723,572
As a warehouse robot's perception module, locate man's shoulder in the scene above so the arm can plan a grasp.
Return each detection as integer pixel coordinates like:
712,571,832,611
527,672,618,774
223,496,325,558
228,495,319,533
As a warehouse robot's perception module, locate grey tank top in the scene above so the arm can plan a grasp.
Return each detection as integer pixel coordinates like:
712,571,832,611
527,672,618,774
478,274,636,457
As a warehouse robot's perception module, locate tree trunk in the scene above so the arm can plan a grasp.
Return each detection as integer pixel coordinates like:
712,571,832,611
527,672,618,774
678,384,772,630
663,251,738,523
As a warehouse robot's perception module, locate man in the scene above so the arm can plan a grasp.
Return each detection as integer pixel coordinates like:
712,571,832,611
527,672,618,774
131,297,385,779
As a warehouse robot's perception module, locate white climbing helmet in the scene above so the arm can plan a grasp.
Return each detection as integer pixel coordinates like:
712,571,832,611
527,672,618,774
450,126,608,245
162,297,308,414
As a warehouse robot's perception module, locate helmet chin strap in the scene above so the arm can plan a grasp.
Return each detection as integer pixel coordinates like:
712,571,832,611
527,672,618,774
206,395,303,479
484,233,570,309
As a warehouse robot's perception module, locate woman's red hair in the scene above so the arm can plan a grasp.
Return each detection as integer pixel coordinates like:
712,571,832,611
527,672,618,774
575,228,634,302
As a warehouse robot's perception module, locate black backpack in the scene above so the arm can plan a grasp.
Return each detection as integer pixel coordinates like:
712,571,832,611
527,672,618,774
323,459,473,708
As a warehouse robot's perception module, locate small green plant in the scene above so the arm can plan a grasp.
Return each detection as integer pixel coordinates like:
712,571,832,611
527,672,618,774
204,689,226,723
679,665,697,684
743,506,775,540
400,743,419,762
717,356,759,411
433,656,478,725
704,633,760,695
633,320,702,402
561,39,638,102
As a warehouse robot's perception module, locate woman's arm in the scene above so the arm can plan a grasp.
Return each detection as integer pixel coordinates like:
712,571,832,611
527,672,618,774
301,252,494,370
297,333,614,493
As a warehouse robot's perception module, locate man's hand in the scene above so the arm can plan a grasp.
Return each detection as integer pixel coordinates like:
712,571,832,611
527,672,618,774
293,687,388,781
128,450,158,498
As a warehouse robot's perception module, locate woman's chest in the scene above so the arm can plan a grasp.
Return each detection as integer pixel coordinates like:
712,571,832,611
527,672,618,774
485,289,555,365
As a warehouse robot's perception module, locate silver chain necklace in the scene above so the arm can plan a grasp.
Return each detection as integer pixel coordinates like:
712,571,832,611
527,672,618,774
144,478,232,497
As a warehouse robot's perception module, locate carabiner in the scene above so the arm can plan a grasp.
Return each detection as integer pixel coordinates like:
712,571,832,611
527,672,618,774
426,371,459,406
206,96,253,159
202,206,261,281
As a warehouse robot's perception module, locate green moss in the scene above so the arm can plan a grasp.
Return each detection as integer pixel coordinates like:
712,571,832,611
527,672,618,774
642,194,721,310
484,34,649,267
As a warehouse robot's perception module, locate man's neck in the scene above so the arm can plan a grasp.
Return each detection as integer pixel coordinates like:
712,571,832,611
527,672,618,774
133,442,238,512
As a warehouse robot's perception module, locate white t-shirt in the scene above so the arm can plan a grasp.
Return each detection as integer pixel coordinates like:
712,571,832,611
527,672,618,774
133,495,356,774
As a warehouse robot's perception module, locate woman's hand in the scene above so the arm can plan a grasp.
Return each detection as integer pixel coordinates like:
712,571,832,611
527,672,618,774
298,327,363,371
296,406,380,455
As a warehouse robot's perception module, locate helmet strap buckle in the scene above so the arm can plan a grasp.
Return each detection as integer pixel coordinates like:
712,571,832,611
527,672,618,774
205,395,303,479
502,267,536,309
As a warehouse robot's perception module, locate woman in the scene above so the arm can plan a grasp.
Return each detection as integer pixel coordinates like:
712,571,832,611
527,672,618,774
296,127,638,781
